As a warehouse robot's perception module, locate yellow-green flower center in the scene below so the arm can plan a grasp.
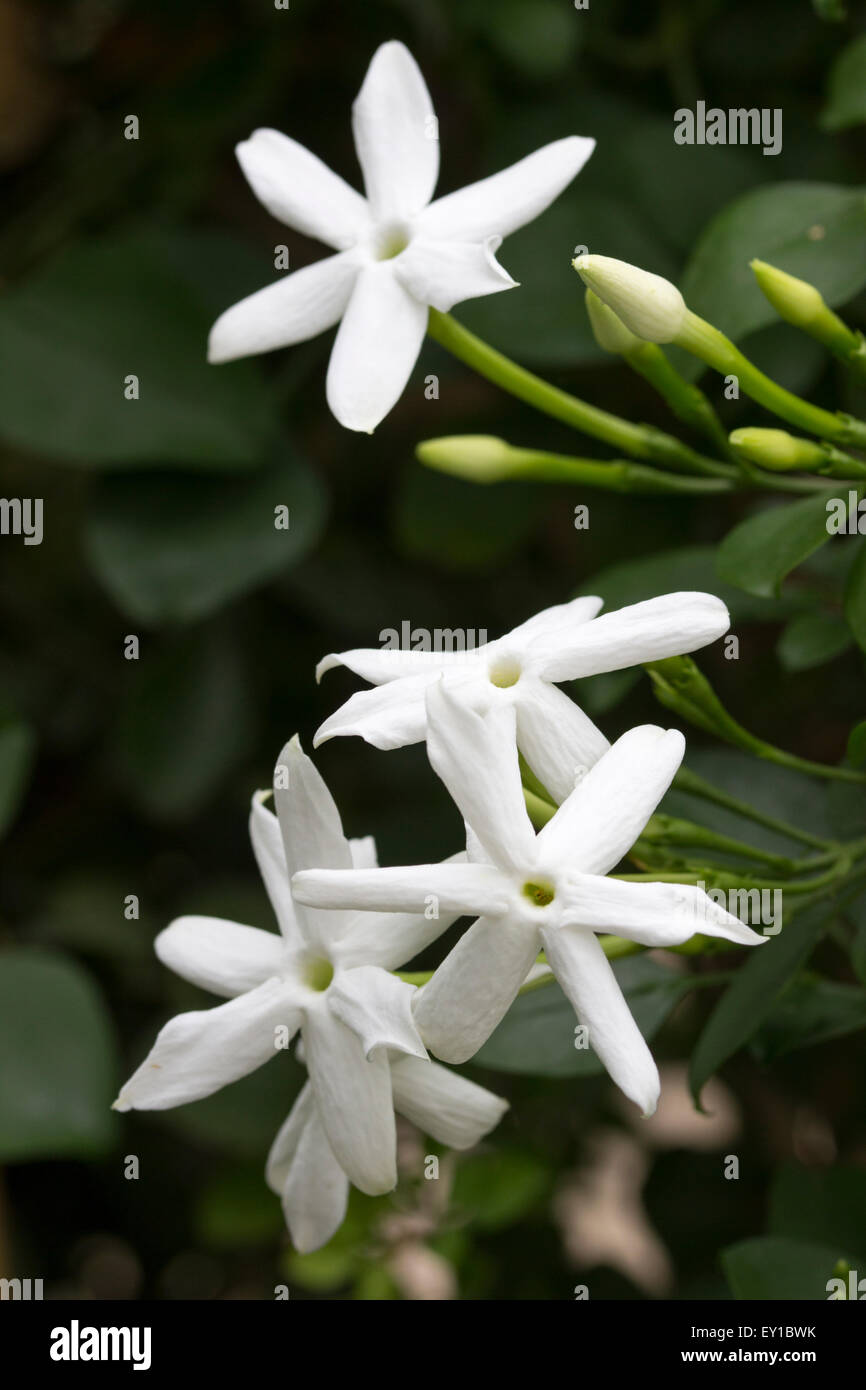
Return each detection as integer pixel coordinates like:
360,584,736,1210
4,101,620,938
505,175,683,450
489,655,521,688
373,222,410,261
304,957,335,992
522,879,555,908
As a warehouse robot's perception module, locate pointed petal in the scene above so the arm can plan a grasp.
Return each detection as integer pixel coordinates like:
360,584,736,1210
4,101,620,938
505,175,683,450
532,592,730,682
351,41,438,219
314,675,431,750
426,683,534,870
208,254,358,364
155,916,285,998
273,737,351,876
418,136,594,242
316,644,477,684
395,236,516,313
328,966,427,1060
412,914,540,1063
249,793,307,944
113,979,300,1112
236,128,370,249
559,874,768,947
266,1085,350,1252
537,725,684,874
507,595,603,650
292,861,510,917
349,835,378,868
303,1006,397,1194
515,677,610,805
266,1083,314,1193
326,264,428,432
542,926,659,1115
390,1055,508,1148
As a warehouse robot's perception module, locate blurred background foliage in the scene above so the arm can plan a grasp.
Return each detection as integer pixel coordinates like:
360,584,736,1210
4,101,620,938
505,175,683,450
2,0,866,1301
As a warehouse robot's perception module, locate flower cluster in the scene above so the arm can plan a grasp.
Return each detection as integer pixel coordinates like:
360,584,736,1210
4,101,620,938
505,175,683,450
116,591,765,1252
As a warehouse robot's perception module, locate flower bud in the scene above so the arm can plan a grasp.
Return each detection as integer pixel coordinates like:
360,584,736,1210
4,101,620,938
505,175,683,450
572,254,687,343
584,289,643,355
415,435,522,482
728,427,827,472
750,260,827,329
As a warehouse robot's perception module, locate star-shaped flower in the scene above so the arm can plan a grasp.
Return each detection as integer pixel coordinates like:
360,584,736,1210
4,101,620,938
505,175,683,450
315,591,730,803
268,1055,507,1253
294,685,765,1116
207,40,594,432
114,736,461,1196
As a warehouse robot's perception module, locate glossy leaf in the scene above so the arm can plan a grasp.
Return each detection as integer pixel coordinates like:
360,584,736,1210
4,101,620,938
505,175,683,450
716,492,839,599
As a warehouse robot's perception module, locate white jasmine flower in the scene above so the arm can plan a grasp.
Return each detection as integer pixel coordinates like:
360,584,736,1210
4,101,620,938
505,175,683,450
268,1057,508,1253
315,591,730,802
294,686,766,1116
114,737,461,1196
208,40,595,432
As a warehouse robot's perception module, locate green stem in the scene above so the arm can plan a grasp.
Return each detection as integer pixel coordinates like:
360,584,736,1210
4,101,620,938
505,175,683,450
676,311,866,448
495,446,732,494
624,342,738,465
428,308,723,475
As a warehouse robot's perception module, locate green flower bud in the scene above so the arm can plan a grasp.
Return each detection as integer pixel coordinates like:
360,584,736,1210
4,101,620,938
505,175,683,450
584,289,643,355
573,254,687,343
415,435,522,482
750,260,828,330
728,426,828,472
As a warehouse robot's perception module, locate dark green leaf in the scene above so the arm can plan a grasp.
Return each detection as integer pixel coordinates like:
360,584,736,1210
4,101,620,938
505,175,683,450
0,228,279,470
393,467,543,573
475,955,689,1078
722,1236,851,1299
844,540,866,652
450,1151,551,1229
751,974,866,1060
769,1162,866,1261
581,543,802,623
680,183,866,346
689,905,829,1105
716,491,839,599
85,449,326,625
0,948,119,1161
776,611,852,671
846,721,866,768
821,35,866,131
113,628,254,821
0,716,35,839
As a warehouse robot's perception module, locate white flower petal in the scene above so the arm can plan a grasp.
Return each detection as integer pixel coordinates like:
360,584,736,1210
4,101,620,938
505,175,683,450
541,925,660,1115
292,861,510,917
236,128,370,249
537,725,684,874
155,916,286,998
351,40,439,220
328,965,427,1060
266,1082,314,1193
417,135,595,242
303,1006,397,1194
208,253,359,363
267,1085,350,1253
317,644,479,684
249,793,305,943
515,677,610,804
412,914,540,1063
326,263,428,433
349,835,378,869
395,236,516,313
560,874,768,947
337,852,465,969
113,978,300,1112
390,1055,508,1149
314,676,432,750
273,737,352,876
508,594,604,650
531,592,731,682
426,683,535,870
